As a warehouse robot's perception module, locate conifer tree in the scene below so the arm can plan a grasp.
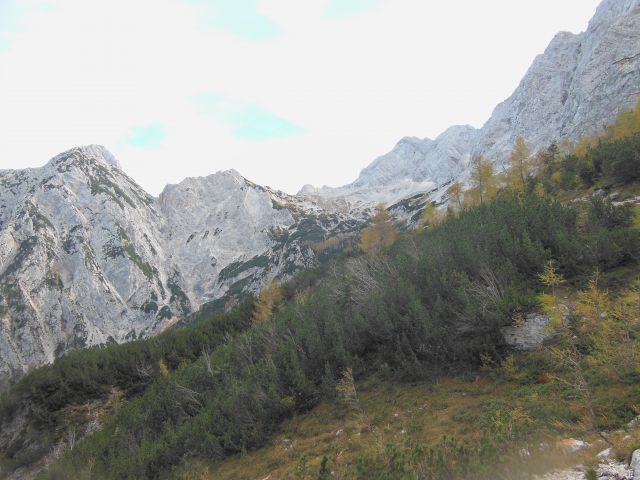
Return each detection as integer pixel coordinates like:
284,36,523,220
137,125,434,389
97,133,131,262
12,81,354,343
252,278,282,324
446,181,464,211
507,136,532,191
575,274,640,382
610,96,640,140
539,266,608,440
469,155,496,204
335,367,358,410
336,367,370,429
419,203,444,229
360,205,398,253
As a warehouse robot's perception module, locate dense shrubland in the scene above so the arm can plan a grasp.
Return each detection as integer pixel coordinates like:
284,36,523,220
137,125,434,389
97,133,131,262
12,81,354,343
1,102,640,478
538,134,640,192
0,301,255,470
27,189,637,479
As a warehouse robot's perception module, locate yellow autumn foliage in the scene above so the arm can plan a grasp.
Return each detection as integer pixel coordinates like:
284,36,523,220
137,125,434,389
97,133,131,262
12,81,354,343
468,155,497,205
505,136,532,191
419,203,444,229
253,279,283,324
446,181,464,211
360,205,398,253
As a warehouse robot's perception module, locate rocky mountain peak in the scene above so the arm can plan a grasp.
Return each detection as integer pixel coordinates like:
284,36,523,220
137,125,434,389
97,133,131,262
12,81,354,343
47,145,123,171
0,147,365,383
160,169,248,198
546,30,578,49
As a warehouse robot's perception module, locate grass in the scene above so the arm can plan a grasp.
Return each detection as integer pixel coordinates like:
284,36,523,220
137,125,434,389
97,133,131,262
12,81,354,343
168,364,640,480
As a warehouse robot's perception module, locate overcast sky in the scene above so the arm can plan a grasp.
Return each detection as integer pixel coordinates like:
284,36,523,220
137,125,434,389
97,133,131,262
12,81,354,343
0,0,603,195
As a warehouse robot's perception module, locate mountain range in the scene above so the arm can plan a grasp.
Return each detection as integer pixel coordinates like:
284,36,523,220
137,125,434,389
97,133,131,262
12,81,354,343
300,0,640,208
0,148,362,385
0,0,638,385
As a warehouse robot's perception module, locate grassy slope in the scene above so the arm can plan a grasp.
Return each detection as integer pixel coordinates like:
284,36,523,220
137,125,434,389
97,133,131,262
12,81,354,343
187,281,640,479
184,365,640,479
35,197,640,477
192,284,640,480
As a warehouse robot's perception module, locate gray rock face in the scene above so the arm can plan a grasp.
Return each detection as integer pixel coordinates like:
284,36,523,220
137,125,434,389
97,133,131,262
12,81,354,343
0,146,177,383
631,449,640,480
0,147,362,384
475,0,640,168
158,170,360,307
353,126,478,189
299,126,477,209
501,314,552,351
302,0,640,208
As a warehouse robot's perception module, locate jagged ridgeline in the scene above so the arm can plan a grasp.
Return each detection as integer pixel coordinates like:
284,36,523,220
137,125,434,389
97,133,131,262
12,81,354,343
1,125,639,477
0,147,364,385
299,0,640,209
0,0,639,477
1,0,639,386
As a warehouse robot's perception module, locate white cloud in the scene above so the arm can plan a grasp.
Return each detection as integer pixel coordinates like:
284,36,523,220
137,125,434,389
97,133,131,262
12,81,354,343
0,0,602,195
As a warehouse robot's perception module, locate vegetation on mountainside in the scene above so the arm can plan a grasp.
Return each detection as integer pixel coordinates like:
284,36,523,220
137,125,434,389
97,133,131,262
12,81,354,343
359,205,398,253
426,98,640,219
28,192,639,478
468,154,498,204
0,301,254,470
195,349,640,480
533,98,640,198
1,101,640,479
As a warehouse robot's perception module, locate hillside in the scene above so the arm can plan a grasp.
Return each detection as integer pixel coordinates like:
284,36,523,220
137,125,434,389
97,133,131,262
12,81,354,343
1,1,640,478
2,112,640,478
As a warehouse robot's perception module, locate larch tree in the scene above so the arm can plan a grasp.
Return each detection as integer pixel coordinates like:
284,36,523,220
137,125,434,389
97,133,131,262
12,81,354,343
419,203,444,229
446,181,464,211
572,132,605,158
469,155,496,204
538,262,597,432
252,278,282,324
575,274,640,382
508,136,532,191
360,204,398,253
336,367,370,430
610,96,640,140
539,266,620,441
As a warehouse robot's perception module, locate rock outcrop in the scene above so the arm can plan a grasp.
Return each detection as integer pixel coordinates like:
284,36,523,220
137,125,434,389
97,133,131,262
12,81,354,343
631,449,640,480
475,0,640,168
0,146,176,384
501,314,552,351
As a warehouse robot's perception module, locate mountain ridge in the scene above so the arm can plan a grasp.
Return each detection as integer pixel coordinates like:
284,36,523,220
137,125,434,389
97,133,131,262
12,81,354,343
0,146,363,385
1,0,639,383
299,0,640,208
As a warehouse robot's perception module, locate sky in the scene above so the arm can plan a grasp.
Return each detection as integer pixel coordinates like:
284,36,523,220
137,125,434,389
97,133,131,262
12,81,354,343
0,0,603,195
